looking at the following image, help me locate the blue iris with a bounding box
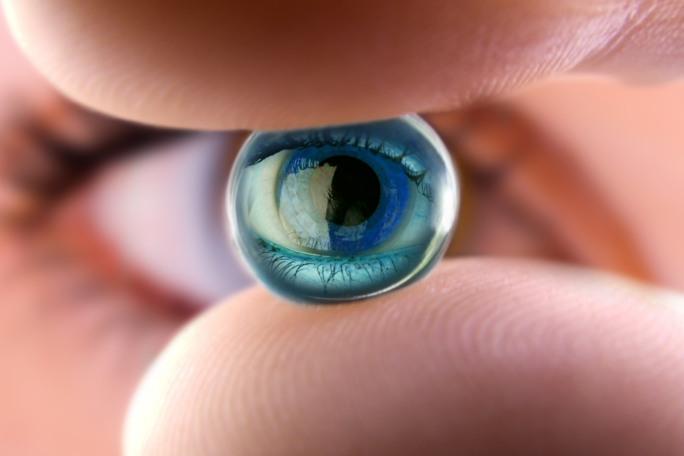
[227,115,459,304]
[278,144,410,253]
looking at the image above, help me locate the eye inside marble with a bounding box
[227,115,459,304]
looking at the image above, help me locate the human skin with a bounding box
[4,1,684,455]
[4,0,684,130]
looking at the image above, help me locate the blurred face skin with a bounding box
[3,1,684,456]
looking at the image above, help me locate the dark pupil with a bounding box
[320,156,380,227]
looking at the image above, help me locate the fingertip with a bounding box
[124,259,684,456]
[4,0,666,129]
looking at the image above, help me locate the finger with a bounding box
[124,258,684,456]
[4,0,684,130]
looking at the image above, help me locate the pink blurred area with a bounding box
[90,132,253,303]
[0,11,50,112]
[0,12,252,456]
[1,10,253,304]
[514,78,684,292]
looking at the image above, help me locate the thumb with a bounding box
[124,258,684,456]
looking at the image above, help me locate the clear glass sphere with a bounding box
[226,115,459,304]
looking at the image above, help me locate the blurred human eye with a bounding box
[83,102,650,307]
[227,116,458,303]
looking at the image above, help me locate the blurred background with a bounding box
[2,6,684,456]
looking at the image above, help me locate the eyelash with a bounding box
[254,237,416,290]
[287,229,336,251]
[249,133,435,202]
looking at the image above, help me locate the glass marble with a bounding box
[226,115,459,304]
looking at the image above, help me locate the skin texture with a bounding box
[125,259,684,456]
[3,1,684,455]
[3,0,684,129]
